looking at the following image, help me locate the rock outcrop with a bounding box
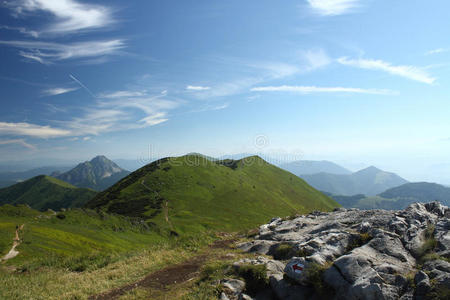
[229,202,450,299]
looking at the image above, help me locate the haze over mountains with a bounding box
[279,160,352,176]
[0,166,72,188]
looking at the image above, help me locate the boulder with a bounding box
[227,202,450,300]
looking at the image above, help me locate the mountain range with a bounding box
[56,156,130,191]
[0,175,97,211]
[300,166,408,196]
[329,182,450,209]
[87,154,339,235]
[279,160,352,176]
[0,166,73,188]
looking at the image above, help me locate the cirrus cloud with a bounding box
[251,85,397,95]
[0,122,71,138]
[337,57,436,84]
[0,39,126,64]
[5,0,115,36]
[186,85,211,91]
[307,0,361,16]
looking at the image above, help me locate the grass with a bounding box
[346,233,373,252]
[0,204,221,299]
[0,244,196,300]
[304,262,334,298]
[416,224,438,264]
[88,154,339,236]
[0,175,97,211]
[236,264,269,295]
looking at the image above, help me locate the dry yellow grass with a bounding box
[0,245,192,300]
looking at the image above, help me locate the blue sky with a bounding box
[1,0,450,182]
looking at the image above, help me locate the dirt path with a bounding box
[141,180,174,230]
[1,224,24,262]
[89,238,236,300]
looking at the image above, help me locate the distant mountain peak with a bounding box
[56,156,130,191]
[357,166,382,173]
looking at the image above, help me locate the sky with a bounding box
[1,0,450,183]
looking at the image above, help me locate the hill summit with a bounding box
[87,154,339,234]
[0,175,97,211]
[57,155,130,191]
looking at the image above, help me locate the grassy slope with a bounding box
[0,175,97,211]
[0,204,166,266]
[0,205,220,300]
[88,155,339,234]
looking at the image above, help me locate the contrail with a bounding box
[69,74,96,98]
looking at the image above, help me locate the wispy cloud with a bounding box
[307,0,361,16]
[0,26,38,38]
[99,90,147,98]
[5,0,115,36]
[425,48,449,56]
[42,87,79,96]
[186,85,211,91]
[0,39,125,64]
[57,90,180,135]
[251,85,396,95]
[0,139,36,150]
[301,48,331,71]
[0,122,71,138]
[337,57,436,84]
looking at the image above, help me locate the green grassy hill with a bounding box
[0,175,97,211]
[87,154,339,234]
[301,166,408,196]
[0,204,172,269]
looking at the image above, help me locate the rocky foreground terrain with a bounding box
[221,202,449,300]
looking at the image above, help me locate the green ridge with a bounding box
[87,154,339,234]
[0,175,97,211]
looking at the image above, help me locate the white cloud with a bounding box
[0,122,71,138]
[42,87,79,96]
[140,113,168,126]
[0,39,125,64]
[425,48,448,55]
[251,85,396,95]
[58,92,180,135]
[0,139,36,150]
[0,26,39,38]
[99,90,146,99]
[307,0,360,16]
[301,48,331,71]
[186,85,211,91]
[337,57,436,84]
[6,0,114,36]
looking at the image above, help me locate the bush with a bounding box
[56,214,66,220]
[237,264,268,295]
[273,243,294,260]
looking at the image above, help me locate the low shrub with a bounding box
[304,262,334,298]
[237,264,268,295]
[273,243,294,260]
